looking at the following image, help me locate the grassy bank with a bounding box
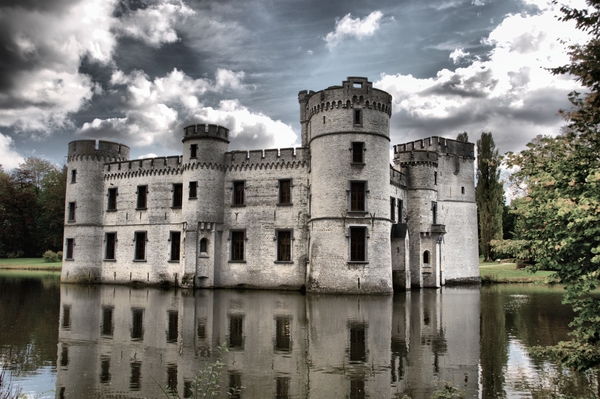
[0,258,62,271]
[480,261,553,284]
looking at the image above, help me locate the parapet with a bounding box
[182,124,229,143]
[104,156,184,176]
[224,147,310,170]
[393,137,475,159]
[67,140,130,162]
[394,150,439,167]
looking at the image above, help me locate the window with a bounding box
[134,232,146,261]
[276,230,292,262]
[190,144,198,158]
[131,308,144,341]
[136,186,147,209]
[231,231,245,261]
[167,311,178,343]
[461,186,465,194]
[170,232,181,261]
[390,197,396,223]
[350,227,367,262]
[233,181,245,205]
[352,142,364,163]
[105,233,116,260]
[275,316,291,351]
[229,315,244,349]
[423,250,430,264]
[354,108,362,126]
[276,377,290,399]
[349,323,366,362]
[66,238,74,260]
[434,171,438,185]
[350,182,366,212]
[172,184,183,208]
[130,362,142,391]
[68,202,76,222]
[197,318,207,339]
[350,379,366,399]
[189,181,197,199]
[60,345,68,367]
[62,305,71,329]
[398,199,403,223]
[102,306,114,337]
[107,188,117,210]
[200,238,208,254]
[167,364,177,394]
[432,201,437,225]
[278,179,291,204]
[229,374,242,399]
[70,169,76,183]
[100,357,111,384]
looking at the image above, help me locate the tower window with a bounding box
[278,179,291,204]
[350,182,366,212]
[134,231,146,261]
[190,144,198,158]
[107,188,118,211]
[170,231,181,261]
[172,184,183,208]
[200,238,208,254]
[233,181,245,206]
[276,230,292,262]
[390,197,396,223]
[70,170,77,183]
[350,226,367,262]
[189,181,197,199]
[105,232,116,260]
[354,109,362,126]
[423,250,430,265]
[352,142,364,163]
[68,202,76,222]
[65,238,74,260]
[434,171,438,185]
[131,308,144,341]
[136,185,147,209]
[398,199,403,223]
[231,231,245,261]
[432,201,437,225]
[461,186,465,194]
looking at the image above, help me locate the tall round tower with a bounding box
[63,140,129,283]
[301,77,393,294]
[181,124,229,287]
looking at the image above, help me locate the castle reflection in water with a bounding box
[56,285,479,398]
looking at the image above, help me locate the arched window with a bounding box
[200,238,208,254]
[423,250,430,265]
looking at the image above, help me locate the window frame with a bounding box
[230,230,246,262]
[170,231,181,262]
[107,188,118,211]
[189,181,198,199]
[105,232,117,261]
[275,229,293,263]
[390,197,396,223]
[67,202,76,222]
[348,226,368,263]
[134,231,147,261]
[353,108,363,127]
[70,169,77,184]
[65,238,74,260]
[136,185,147,210]
[351,142,365,164]
[190,144,198,159]
[172,183,183,208]
[232,181,245,206]
[278,179,292,205]
[348,181,367,213]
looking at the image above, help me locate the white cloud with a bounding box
[0,133,24,170]
[375,2,588,154]
[449,48,470,64]
[325,11,384,49]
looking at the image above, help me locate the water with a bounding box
[0,272,598,398]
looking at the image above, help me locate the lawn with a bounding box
[0,258,62,271]
[480,261,554,283]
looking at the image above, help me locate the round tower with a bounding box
[181,124,229,287]
[63,140,129,283]
[302,77,393,294]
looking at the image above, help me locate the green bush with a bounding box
[42,250,61,262]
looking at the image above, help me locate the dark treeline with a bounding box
[0,158,66,258]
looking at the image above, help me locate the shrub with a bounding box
[43,250,61,262]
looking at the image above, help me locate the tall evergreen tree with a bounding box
[476,132,503,261]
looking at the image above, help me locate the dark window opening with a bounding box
[67,202,75,222]
[137,185,147,209]
[423,251,430,264]
[172,184,183,208]
[107,188,117,210]
[62,305,71,329]
[170,232,181,261]
[277,231,292,262]
[229,316,244,349]
[167,364,177,394]
[390,197,396,222]
[189,181,197,199]
[350,379,366,399]
[102,306,114,337]
[233,181,245,205]
[432,201,437,225]
[349,323,366,362]
[350,182,366,212]
[131,308,144,341]
[66,238,74,259]
[229,374,242,399]
[184,381,193,398]
[130,362,142,391]
[352,142,364,163]
[134,232,146,261]
[279,179,291,204]
[276,377,290,399]
[350,227,366,262]
[167,310,178,343]
[398,199,403,223]
[461,186,465,194]
[100,357,111,384]
[197,318,206,339]
[275,316,291,351]
[70,170,76,183]
[105,233,116,260]
[190,144,198,158]
[354,109,362,126]
[200,238,208,254]
[231,231,244,261]
[60,345,68,367]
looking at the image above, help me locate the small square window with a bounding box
[107,188,118,211]
[189,181,197,199]
[233,181,245,206]
[352,142,364,164]
[137,186,147,209]
[172,184,183,208]
[278,179,291,204]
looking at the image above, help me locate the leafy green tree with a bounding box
[456,132,469,143]
[476,132,503,261]
[505,0,600,371]
[38,166,66,252]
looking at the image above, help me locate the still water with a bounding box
[0,271,598,398]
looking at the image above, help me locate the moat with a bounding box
[1,271,598,398]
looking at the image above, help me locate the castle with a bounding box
[62,77,479,293]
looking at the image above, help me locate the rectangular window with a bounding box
[134,232,146,261]
[189,181,197,199]
[105,233,116,260]
[434,171,438,185]
[68,202,76,222]
[349,323,366,362]
[100,357,111,383]
[66,238,74,259]
[170,232,181,261]
[60,345,68,367]
[102,306,114,337]
[229,374,242,399]
[131,308,144,341]
[432,201,437,225]
[136,185,147,209]
[107,188,117,210]
[461,186,465,194]
[229,315,244,349]
[278,179,291,204]
[398,199,403,223]
[354,109,362,126]
[275,316,291,351]
[62,305,71,329]
[352,142,364,163]
[350,379,365,399]
[350,182,366,212]
[277,230,292,262]
[231,231,245,261]
[350,227,366,262]
[390,197,396,223]
[167,364,177,394]
[167,311,178,343]
[70,170,77,183]
[172,183,183,208]
[233,181,245,205]
[197,318,207,339]
[130,362,142,391]
[276,377,290,399]
[190,144,198,158]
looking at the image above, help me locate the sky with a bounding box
[0,0,589,170]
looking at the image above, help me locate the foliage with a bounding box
[489,239,530,261]
[456,131,469,143]
[505,0,600,371]
[430,382,465,399]
[42,250,62,263]
[476,132,504,261]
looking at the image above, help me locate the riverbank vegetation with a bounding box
[0,258,61,271]
[479,261,553,284]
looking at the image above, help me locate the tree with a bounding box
[38,166,66,252]
[505,0,600,371]
[476,132,503,261]
[456,132,469,143]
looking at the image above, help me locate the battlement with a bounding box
[182,124,229,143]
[224,147,310,169]
[395,150,439,166]
[302,77,392,120]
[68,140,130,162]
[104,156,183,174]
[393,137,475,158]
